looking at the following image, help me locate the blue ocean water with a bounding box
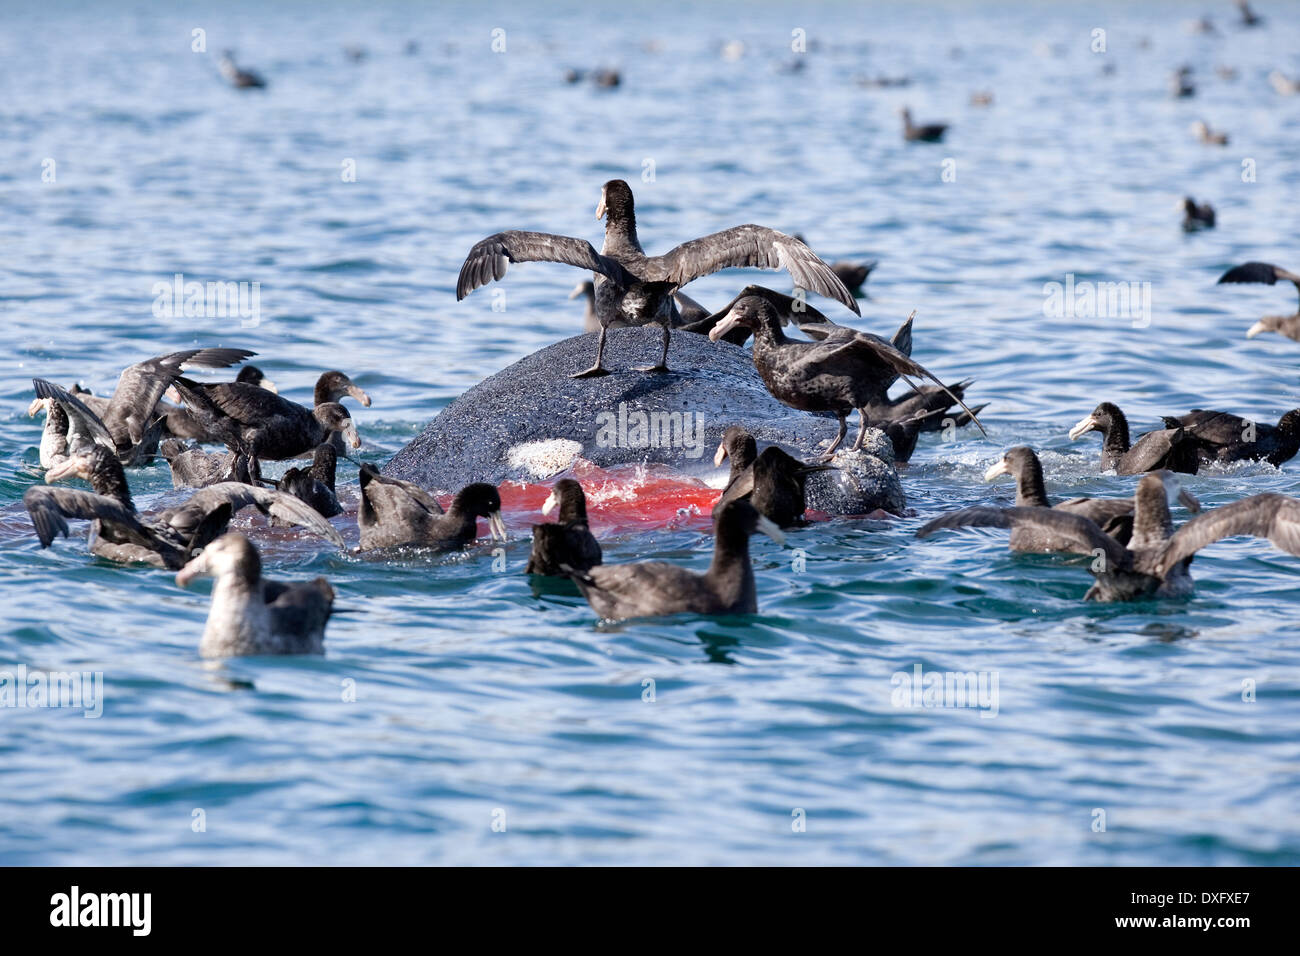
[2,0,1299,865]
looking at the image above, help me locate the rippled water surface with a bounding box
[3,0,1300,865]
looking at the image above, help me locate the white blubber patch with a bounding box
[506,439,583,479]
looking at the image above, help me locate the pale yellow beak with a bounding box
[347,384,371,408]
[541,491,558,516]
[342,420,361,449]
[708,306,745,342]
[27,397,46,417]
[1246,321,1267,339]
[984,459,1010,482]
[1068,415,1097,441]
[1178,488,1202,513]
[488,510,508,541]
[595,190,606,220]
[756,515,786,546]
[714,441,729,468]
[175,550,211,588]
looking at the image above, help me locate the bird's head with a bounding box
[597,180,634,221]
[314,403,361,448]
[708,295,775,342]
[454,483,507,540]
[176,532,260,588]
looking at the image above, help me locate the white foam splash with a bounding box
[505,439,584,479]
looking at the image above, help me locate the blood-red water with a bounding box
[496,461,721,536]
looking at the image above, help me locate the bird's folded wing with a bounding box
[360,467,444,516]
[456,231,635,299]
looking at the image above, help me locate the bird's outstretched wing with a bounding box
[23,485,154,549]
[652,227,860,315]
[456,231,636,299]
[1217,261,1300,287]
[105,348,255,446]
[1157,494,1300,576]
[917,505,1130,565]
[160,484,345,547]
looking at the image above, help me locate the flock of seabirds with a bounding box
[22,2,1300,655]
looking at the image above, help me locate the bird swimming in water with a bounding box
[1191,120,1229,145]
[983,446,1136,550]
[1269,70,1300,96]
[1068,402,1199,475]
[708,294,984,458]
[920,471,1300,602]
[176,533,334,658]
[1170,66,1196,98]
[1159,409,1300,467]
[525,478,602,576]
[356,464,506,551]
[565,499,785,620]
[899,107,948,142]
[218,50,267,89]
[1237,0,1263,27]
[1217,262,1300,341]
[1181,197,1216,231]
[712,443,832,528]
[275,444,343,518]
[169,370,365,462]
[456,179,859,378]
[31,348,254,466]
[23,445,343,569]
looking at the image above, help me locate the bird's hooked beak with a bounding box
[165,386,182,404]
[175,550,211,588]
[756,515,786,546]
[541,491,558,516]
[488,510,508,541]
[1068,415,1098,440]
[595,187,606,220]
[1246,321,1267,339]
[568,282,587,300]
[984,458,1011,482]
[27,397,47,417]
[713,440,729,468]
[260,377,279,394]
[341,419,361,449]
[347,384,371,407]
[45,456,88,483]
[708,305,745,342]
